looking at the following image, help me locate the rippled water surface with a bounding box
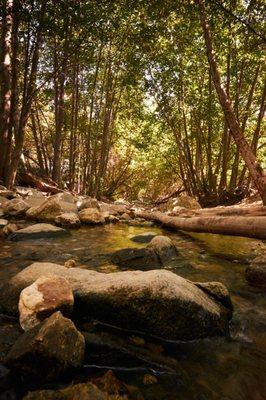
[0,222,265,400]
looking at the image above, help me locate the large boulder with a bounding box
[0,263,232,340]
[110,247,161,269]
[8,223,69,241]
[24,195,46,208]
[147,235,179,264]
[5,311,85,381]
[19,275,74,331]
[2,198,30,217]
[79,208,105,224]
[55,212,80,228]
[26,196,77,222]
[245,255,266,289]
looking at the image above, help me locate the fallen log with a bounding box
[186,205,266,217]
[19,172,64,194]
[136,211,266,240]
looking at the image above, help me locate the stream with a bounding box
[0,222,265,400]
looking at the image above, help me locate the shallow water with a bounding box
[0,223,265,400]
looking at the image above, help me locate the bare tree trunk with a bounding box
[197,0,266,204]
[52,41,66,185]
[0,0,13,182]
[136,210,266,240]
[6,7,44,189]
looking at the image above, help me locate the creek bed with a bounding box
[0,223,265,400]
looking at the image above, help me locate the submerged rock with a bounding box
[131,232,158,243]
[8,223,69,241]
[23,383,111,400]
[19,275,74,331]
[245,255,266,289]
[23,370,143,399]
[194,281,233,315]
[147,235,179,264]
[79,208,106,224]
[5,311,85,381]
[112,235,178,268]
[1,263,232,340]
[110,247,161,269]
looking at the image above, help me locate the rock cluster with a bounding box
[19,275,74,331]
[0,187,134,234]
[5,311,85,381]
[0,262,233,341]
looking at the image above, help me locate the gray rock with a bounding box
[110,247,161,269]
[23,370,135,399]
[245,255,266,289]
[8,223,69,241]
[194,281,233,314]
[2,223,18,236]
[79,208,105,224]
[99,202,128,215]
[120,212,131,220]
[0,219,8,228]
[78,197,100,211]
[26,196,77,222]
[5,311,85,381]
[167,195,201,211]
[19,275,74,331]
[55,212,80,228]
[23,383,110,400]
[16,187,45,197]
[0,263,232,340]
[0,196,9,206]
[2,198,30,217]
[147,235,179,264]
[25,195,46,208]
[0,190,15,199]
[131,232,158,243]
[105,214,119,223]
[52,192,76,204]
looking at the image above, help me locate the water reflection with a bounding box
[0,223,265,399]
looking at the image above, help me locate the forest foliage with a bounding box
[0,0,265,205]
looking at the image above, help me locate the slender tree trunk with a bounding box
[197,0,266,204]
[6,7,44,189]
[52,42,66,184]
[0,0,13,182]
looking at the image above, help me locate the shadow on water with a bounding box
[0,222,265,399]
